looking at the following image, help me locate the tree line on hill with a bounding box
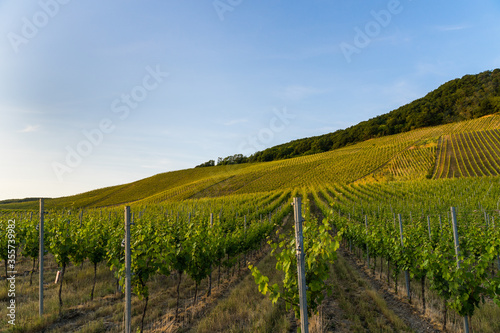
[195,154,248,167]
[196,69,500,168]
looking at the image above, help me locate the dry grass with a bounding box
[0,254,121,332]
[325,254,414,333]
[192,253,290,333]
[309,306,328,333]
[365,289,408,331]
[0,247,271,332]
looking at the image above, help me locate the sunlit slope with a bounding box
[365,114,500,182]
[0,164,254,210]
[147,113,500,195]
[3,114,500,210]
[434,128,500,178]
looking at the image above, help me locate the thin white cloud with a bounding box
[140,158,173,170]
[370,31,412,46]
[278,85,326,101]
[382,80,422,108]
[263,45,341,61]
[19,124,40,133]
[415,62,447,77]
[223,118,248,126]
[99,40,160,57]
[435,25,470,32]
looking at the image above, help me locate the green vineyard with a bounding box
[4,114,500,332]
[435,129,500,178]
[3,1,500,329]
[3,178,500,332]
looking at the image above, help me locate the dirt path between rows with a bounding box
[175,213,295,333]
[339,249,441,333]
[308,194,441,333]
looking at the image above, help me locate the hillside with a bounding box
[4,69,500,211]
[3,113,500,211]
[247,69,500,163]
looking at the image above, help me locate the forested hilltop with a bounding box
[207,69,500,166]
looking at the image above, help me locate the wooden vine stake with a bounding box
[292,197,309,333]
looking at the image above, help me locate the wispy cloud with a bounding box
[371,33,412,46]
[435,25,470,32]
[415,62,447,77]
[278,85,326,101]
[223,118,248,126]
[264,45,341,61]
[140,158,174,170]
[19,124,40,133]
[381,80,422,108]
[99,40,160,57]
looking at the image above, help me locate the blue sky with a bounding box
[1,0,500,200]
